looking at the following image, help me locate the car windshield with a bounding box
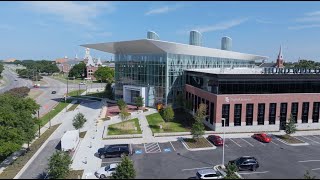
[104,165,110,171]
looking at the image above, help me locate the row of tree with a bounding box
[0,63,3,77]
[13,60,60,74]
[284,59,320,69]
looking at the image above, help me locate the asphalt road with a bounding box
[98,135,320,179]
[0,66,32,94]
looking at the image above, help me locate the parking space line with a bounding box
[300,136,320,144]
[170,141,176,151]
[312,135,320,140]
[238,171,269,175]
[101,161,122,164]
[241,138,254,147]
[298,160,320,163]
[157,142,161,152]
[312,168,320,171]
[270,141,279,146]
[229,138,242,147]
[182,167,212,171]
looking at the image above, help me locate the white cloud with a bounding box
[145,4,182,16]
[288,24,320,30]
[24,1,114,27]
[296,16,320,23]
[194,18,249,33]
[305,10,320,16]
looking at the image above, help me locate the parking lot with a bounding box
[99,135,320,179]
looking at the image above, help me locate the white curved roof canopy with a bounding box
[81,39,268,61]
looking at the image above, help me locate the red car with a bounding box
[252,133,271,143]
[207,135,224,146]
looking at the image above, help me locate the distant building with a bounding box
[84,48,102,80]
[257,46,285,68]
[3,58,16,63]
[56,56,81,74]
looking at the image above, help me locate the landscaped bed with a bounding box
[79,131,87,138]
[276,134,305,144]
[107,118,142,135]
[183,137,214,149]
[66,170,84,179]
[146,112,190,133]
[0,124,61,179]
[68,89,85,97]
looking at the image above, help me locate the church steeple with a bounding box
[276,45,284,68]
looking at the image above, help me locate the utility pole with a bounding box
[222,118,226,166]
[38,110,41,137]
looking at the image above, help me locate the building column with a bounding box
[253,103,258,126]
[308,102,314,124]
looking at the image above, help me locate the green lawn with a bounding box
[66,170,84,179]
[146,113,190,133]
[107,118,142,135]
[86,91,106,98]
[0,124,61,179]
[52,74,83,84]
[39,99,72,127]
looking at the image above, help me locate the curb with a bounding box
[13,124,62,179]
[275,137,309,146]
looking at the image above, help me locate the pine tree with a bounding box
[111,156,136,179]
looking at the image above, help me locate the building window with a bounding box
[312,102,320,123]
[246,104,253,126]
[302,102,309,123]
[291,102,298,123]
[205,100,209,121]
[222,104,230,127]
[210,102,214,124]
[234,104,242,126]
[257,103,265,125]
[269,103,277,125]
[280,103,287,129]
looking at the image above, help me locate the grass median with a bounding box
[183,137,214,149]
[0,124,61,179]
[39,99,72,127]
[67,101,80,112]
[68,89,85,97]
[66,170,84,179]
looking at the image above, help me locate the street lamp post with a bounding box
[49,108,55,129]
[222,118,226,166]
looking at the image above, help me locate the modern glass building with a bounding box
[81,39,267,107]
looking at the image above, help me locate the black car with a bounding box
[229,156,259,171]
[98,144,131,159]
[51,91,57,94]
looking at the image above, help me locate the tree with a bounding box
[0,63,3,76]
[111,156,136,179]
[119,109,130,126]
[175,93,185,108]
[194,103,207,122]
[285,114,297,135]
[48,151,72,179]
[183,100,192,112]
[304,170,316,179]
[224,163,240,179]
[72,112,87,133]
[117,99,127,111]
[0,94,40,158]
[68,62,86,78]
[191,121,205,139]
[161,105,175,122]
[105,83,114,100]
[93,66,115,83]
[134,96,144,110]
[191,103,207,139]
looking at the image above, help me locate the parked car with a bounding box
[196,168,224,179]
[252,133,271,143]
[229,156,259,171]
[51,91,57,94]
[207,135,224,146]
[95,163,118,179]
[97,144,131,159]
[79,82,86,85]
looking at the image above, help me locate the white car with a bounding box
[196,168,224,179]
[79,82,86,85]
[95,163,118,179]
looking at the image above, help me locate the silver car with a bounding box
[95,163,118,179]
[196,169,224,179]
